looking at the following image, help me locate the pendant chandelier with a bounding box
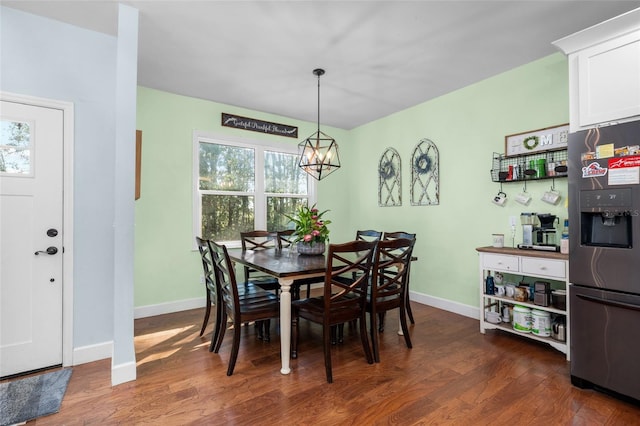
[298,68,340,180]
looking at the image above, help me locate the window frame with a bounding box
[193,130,316,248]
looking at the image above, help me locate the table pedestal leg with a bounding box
[279,278,293,375]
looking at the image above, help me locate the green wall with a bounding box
[329,52,569,309]
[135,52,569,313]
[135,88,347,307]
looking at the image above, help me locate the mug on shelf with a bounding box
[485,311,502,324]
[492,233,504,248]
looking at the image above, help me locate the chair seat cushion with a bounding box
[237,287,279,315]
[293,296,362,325]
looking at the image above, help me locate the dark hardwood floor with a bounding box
[22,303,640,424]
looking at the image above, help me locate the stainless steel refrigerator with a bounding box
[568,119,640,403]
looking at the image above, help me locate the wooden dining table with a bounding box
[226,247,326,375]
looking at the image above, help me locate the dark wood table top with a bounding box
[227,248,327,278]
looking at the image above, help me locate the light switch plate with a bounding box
[509,216,517,227]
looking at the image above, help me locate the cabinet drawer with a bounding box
[521,257,565,279]
[482,254,519,272]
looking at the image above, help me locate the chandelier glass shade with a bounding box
[298,68,340,180]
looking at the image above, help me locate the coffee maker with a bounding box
[535,213,559,251]
[518,213,560,251]
[519,213,536,248]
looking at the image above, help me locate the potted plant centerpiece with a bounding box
[285,204,331,255]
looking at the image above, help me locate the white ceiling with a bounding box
[3,1,640,129]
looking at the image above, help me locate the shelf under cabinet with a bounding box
[482,321,568,355]
[482,294,566,315]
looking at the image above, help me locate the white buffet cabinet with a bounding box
[477,247,570,360]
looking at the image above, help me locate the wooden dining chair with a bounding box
[329,229,382,344]
[355,229,382,242]
[291,240,377,383]
[277,229,323,299]
[195,237,222,342]
[367,237,416,362]
[349,230,381,282]
[240,230,280,293]
[208,240,280,376]
[383,231,417,326]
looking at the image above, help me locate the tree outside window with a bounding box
[196,136,312,242]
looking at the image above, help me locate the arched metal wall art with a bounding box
[378,147,401,207]
[411,139,439,205]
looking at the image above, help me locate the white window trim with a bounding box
[192,130,316,248]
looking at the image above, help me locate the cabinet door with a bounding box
[577,30,640,127]
[482,254,519,272]
[521,257,566,280]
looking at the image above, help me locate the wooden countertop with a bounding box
[476,246,568,261]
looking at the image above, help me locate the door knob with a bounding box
[35,246,58,255]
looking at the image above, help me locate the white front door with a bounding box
[0,100,64,377]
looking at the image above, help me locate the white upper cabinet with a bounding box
[553,8,640,132]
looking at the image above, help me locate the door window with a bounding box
[0,120,32,175]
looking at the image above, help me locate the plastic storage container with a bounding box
[531,309,551,337]
[513,305,532,333]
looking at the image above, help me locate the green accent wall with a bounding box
[136,52,569,312]
[134,88,347,307]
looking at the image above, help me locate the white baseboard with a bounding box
[134,294,479,321]
[73,341,113,365]
[409,291,480,320]
[72,341,136,385]
[134,297,206,319]
[111,360,136,386]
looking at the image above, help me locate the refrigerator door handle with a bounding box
[577,294,640,312]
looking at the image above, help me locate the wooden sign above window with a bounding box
[221,113,298,138]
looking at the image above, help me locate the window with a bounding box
[0,120,32,175]
[194,132,314,244]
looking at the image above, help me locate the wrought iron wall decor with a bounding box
[378,147,401,207]
[411,139,439,205]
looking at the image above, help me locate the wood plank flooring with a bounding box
[16,303,640,424]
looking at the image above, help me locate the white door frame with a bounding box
[1,91,74,368]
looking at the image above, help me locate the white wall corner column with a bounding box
[112,3,139,386]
